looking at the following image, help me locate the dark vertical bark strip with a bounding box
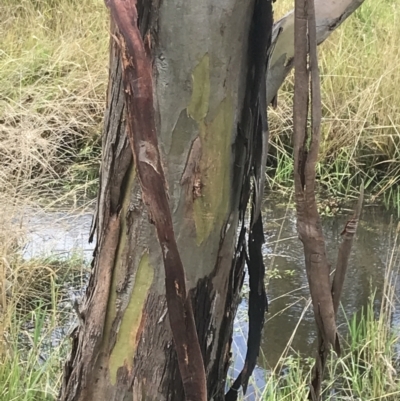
[106,1,207,401]
[332,183,364,314]
[244,204,267,392]
[293,1,364,400]
[224,212,268,401]
[307,0,321,192]
[309,184,364,400]
[294,0,338,355]
[208,223,246,400]
[225,1,273,399]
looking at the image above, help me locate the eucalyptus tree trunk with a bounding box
[58,1,365,401]
[60,1,272,400]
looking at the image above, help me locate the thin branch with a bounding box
[332,182,364,314]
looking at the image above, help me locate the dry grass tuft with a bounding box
[0,3,107,393]
[0,0,108,203]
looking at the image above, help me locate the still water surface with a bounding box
[230,200,399,398]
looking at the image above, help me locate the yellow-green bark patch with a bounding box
[109,252,154,384]
[193,96,233,244]
[187,54,210,122]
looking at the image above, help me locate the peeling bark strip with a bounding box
[59,214,120,401]
[293,1,335,399]
[294,0,339,354]
[106,1,207,401]
[309,185,364,400]
[308,184,364,400]
[332,183,364,314]
[226,1,273,399]
[293,1,364,400]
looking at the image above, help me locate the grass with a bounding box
[4,217,398,401]
[0,252,89,401]
[258,292,400,401]
[1,0,399,210]
[253,221,400,401]
[268,0,400,213]
[232,289,400,401]
[0,2,111,397]
[1,303,65,401]
[0,0,108,204]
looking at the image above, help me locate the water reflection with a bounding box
[229,200,399,399]
[22,210,94,260]
[261,201,397,368]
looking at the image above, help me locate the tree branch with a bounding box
[267,0,365,105]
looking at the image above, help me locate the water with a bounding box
[230,200,399,398]
[21,201,399,397]
[22,210,94,260]
[261,200,398,367]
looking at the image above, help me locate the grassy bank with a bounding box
[0,0,108,203]
[259,295,400,401]
[1,0,400,210]
[2,254,398,400]
[0,253,88,401]
[269,0,400,212]
[1,2,106,391]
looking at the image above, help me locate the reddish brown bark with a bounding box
[59,1,274,400]
[294,0,339,356]
[293,1,364,400]
[107,1,207,400]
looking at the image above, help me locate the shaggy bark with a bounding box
[294,0,340,361]
[60,1,272,400]
[108,1,208,399]
[58,0,364,400]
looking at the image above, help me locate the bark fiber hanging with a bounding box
[226,0,273,399]
[293,1,364,400]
